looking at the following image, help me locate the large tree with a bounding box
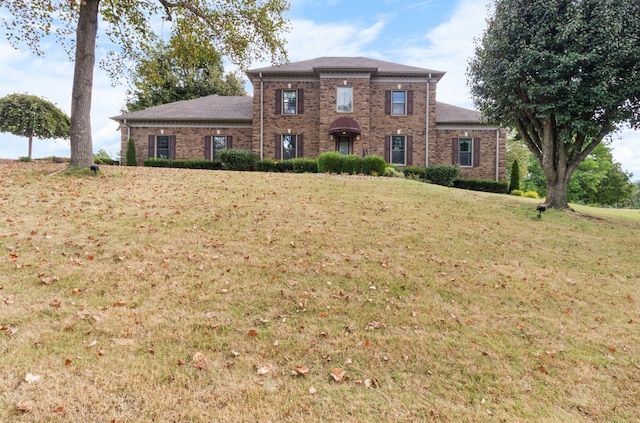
[0,93,70,159]
[468,0,640,208]
[1,0,289,168]
[125,34,246,112]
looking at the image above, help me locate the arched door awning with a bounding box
[328,117,361,135]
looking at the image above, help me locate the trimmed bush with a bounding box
[425,165,459,186]
[126,138,137,166]
[508,160,520,192]
[341,155,362,175]
[384,166,405,178]
[143,158,223,170]
[218,149,257,171]
[361,155,386,176]
[292,158,318,173]
[510,189,524,196]
[453,178,509,194]
[523,190,540,199]
[257,159,277,172]
[18,156,32,162]
[317,152,343,174]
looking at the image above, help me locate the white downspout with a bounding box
[426,74,431,168]
[259,72,264,160]
[495,129,500,181]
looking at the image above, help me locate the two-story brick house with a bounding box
[112,57,506,180]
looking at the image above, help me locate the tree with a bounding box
[125,34,246,112]
[125,138,137,166]
[508,159,520,193]
[1,0,289,168]
[468,0,640,209]
[0,93,70,159]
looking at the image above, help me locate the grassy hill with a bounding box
[1,161,639,422]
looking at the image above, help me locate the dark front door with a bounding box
[337,136,350,156]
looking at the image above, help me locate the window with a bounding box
[283,90,297,114]
[392,91,406,115]
[391,135,406,165]
[155,135,170,159]
[337,87,353,112]
[282,134,297,160]
[458,138,473,166]
[212,136,227,159]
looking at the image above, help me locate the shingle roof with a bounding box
[435,102,483,124]
[111,95,253,122]
[247,57,445,78]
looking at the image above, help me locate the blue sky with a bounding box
[1,0,639,180]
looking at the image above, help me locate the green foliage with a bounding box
[93,149,117,165]
[384,166,404,178]
[126,138,137,166]
[125,36,246,112]
[425,165,459,187]
[218,149,257,171]
[18,156,31,162]
[522,191,539,199]
[453,178,508,194]
[143,158,223,170]
[257,159,278,172]
[292,158,317,173]
[317,152,343,174]
[510,189,523,196]
[508,160,520,192]
[403,166,426,180]
[341,155,362,175]
[361,155,386,176]
[468,0,640,207]
[0,93,70,159]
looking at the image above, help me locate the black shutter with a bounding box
[298,89,304,114]
[227,135,233,149]
[384,136,391,163]
[148,135,155,158]
[385,91,391,115]
[452,138,458,165]
[406,136,413,166]
[169,135,176,160]
[205,136,211,160]
[407,90,414,115]
[297,134,304,158]
[275,135,281,160]
[473,138,480,167]
[275,89,282,114]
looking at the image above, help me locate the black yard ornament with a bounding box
[90,164,99,175]
[536,205,546,218]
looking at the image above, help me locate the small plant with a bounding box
[384,166,404,178]
[218,149,257,171]
[317,152,343,173]
[18,156,32,162]
[510,189,524,196]
[126,138,137,166]
[403,166,426,180]
[523,190,540,199]
[361,155,386,176]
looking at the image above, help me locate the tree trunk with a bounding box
[68,0,99,168]
[27,128,33,159]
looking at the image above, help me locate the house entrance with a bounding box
[337,136,350,156]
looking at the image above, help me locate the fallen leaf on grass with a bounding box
[49,299,62,308]
[309,386,317,394]
[25,373,41,384]
[257,363,273,375]
[248,329,258,337]
[17,400,34,412]
[292,365,309,376]
[86,340,97,348]
[331,368,345,383]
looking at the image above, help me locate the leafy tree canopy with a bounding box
[1,0,289,168]
[0,93,70,159]
[125,33,246,112]
[468,0,640,208]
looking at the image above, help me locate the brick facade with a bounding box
[113,57,506,181]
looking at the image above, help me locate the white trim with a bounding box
[124,122,251,129]
[435,125,501,131]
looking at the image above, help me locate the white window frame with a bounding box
[391,90,407,115]
[211,135,227,160]
[282,134,297,160]
[337,86,353,113]
[155,135,170,159]
[283,90,297,115]
[391,135,406,165]
[458,138,473,167]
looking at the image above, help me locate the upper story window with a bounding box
[385,90,413,115]
[337,87,353,113]
[392,91,406,115]
[283,90,297,114]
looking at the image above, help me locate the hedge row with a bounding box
[453,178,509,194]
[143,158,223,170]
[257,158,318,173]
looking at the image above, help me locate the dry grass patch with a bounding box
[1,160,639,422]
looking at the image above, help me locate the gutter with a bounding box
[496,129,500,181]
[426,73,431,167]
[259,72,264,160]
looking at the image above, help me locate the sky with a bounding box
[1,0,639,179]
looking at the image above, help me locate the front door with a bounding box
[337,137,350,156]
